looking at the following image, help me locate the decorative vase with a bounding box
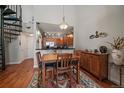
[99,46,107,53]
[111,49,124,65]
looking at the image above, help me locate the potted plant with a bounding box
[108,37,124,65]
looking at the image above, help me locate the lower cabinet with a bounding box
[90,55,100,78]
[81,53,90,71]
[80,51,108,80]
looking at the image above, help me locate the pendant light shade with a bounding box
[59,6,69,30]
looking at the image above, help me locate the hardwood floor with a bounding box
[0,59,34,88]
[0,58,116,88]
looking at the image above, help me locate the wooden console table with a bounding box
[80,51,108,80]
[109,63,124,87]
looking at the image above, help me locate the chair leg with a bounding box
[51,69,54,80]
[38,76,41,88]
[73,66,75,74]
[53,68,56,80]
[69,71,72,88]
[45,69,46,78]
[56,73,58,87]
[37,71,39,87]
[38,70,42,88]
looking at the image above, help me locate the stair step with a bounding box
[5,40,11,43]
[4,22,22,27]
[4,34,17,37]
[0,5,7,9]
[4,32,20,36]
[4,36,17,39]
[4,28,21,32]
[3,8,16,15]
[4,17,21,21]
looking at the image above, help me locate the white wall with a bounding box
[18,33,28,61]
[8,37,20,64]
[8,33,28,64]
[76,5,124,50]
[33,5,76,26]
[7,33,35,64]
[27,36,34,58]
[22,5,34,23]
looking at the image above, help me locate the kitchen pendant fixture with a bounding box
[59,5,69,30]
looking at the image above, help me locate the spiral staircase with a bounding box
[0,5,22,70]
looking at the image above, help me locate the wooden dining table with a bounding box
[40,53,80,87]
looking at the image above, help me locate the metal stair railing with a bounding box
[0,5,22,70]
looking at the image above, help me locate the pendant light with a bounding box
[59,5,69,30]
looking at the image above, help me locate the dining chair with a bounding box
[56,53,72,87]
[72,50,81,75]
[36,52,54,87]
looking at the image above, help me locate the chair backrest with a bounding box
[56,53,72,69]
[74,50,81,56]
[36,52,42,68]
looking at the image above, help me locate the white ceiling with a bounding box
[36,22,73,33]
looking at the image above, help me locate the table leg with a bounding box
[42,62,45,87]
[77,60,80,83]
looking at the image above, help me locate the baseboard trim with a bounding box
[110,77,124,86]
[6,58,29,65]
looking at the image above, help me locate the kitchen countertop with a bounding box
[36,48,75,50]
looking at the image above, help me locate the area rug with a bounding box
[28,71,101,88]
